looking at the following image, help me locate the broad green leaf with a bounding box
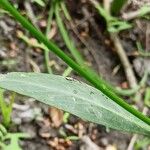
[0,72,150,136]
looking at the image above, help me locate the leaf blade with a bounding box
[0,72,150,136]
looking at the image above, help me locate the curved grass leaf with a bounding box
[0,72,150,136]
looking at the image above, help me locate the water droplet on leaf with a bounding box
[20,74,26,77]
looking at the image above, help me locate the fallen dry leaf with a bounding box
[49,107,63,127]
[105,145,117,150]
[80,136,103,150]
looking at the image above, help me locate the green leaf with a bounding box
[0,73,150,136]
[111,0,128,15]
[1,133,30,150]
[1,0,150,126]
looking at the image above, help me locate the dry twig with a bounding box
[103,0,137,88]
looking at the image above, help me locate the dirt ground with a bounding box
[0,0,150,150]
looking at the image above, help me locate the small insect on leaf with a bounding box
[65,77,75,81]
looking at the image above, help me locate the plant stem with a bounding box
[44,0,54,74]
[111,33,137,88]
[122,5,150,20]
[136,42,150,57]
[1,0,150,126]
[60,0,71,21]
[116,70,149,96]
[55,1,84,65]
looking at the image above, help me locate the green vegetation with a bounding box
[111,0,128,14]
[0,0,150,130]
[0,0,150,149]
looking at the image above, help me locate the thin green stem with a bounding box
[62,66,73,123]
[90,0,131,33]
[45,1,54,37]
[144,88,150,107]
[136,42,150,57]
[55,1,84,65]
[116,70,149,96]
[62,67,72,77]
[60,0,71,21]
[44,0,54,74]
[0,0,150,126]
